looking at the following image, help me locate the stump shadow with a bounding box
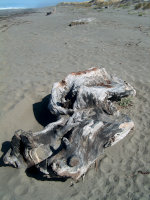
[33,94,57,127]
[26,167,67,182]
[0,94,66,181]
[0,141,11,167]
[29,94,66,181]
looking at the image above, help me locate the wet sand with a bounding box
[0,5,150,200]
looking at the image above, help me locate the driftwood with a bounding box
[3,68,136,180]
[46,7,56,16]
[69,17,95,26]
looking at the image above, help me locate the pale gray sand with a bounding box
[0,5,150,200]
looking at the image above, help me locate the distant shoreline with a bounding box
[0,8,39,20]
[0,7,26,10]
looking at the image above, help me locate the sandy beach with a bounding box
[0,4,150,200]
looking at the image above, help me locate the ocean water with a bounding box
[0,7,26,10]
[0,0,86,10]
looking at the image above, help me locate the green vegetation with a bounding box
[118,97,133,108]
[128,11,135,15]
[135,2,150,10]
[93,1,121,9]
[58,1,92,7]
[74,2,92,7]
[143,2,150,10]
[58,1,150,10]
[117,2,131,9]
[138,12,143,16]
[135,3,143,10]
[94,2,108,9]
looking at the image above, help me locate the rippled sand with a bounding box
[0,5,150,200]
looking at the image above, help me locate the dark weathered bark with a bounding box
[3,68,136,180]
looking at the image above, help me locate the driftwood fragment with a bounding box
[69,17,95,26]
[3,68,136,180]
[46,7,56,16]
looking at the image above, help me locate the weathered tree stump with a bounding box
[3,68,136,180]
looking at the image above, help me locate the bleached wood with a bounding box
[3,68,136,180]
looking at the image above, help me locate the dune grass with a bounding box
[58,1,92,7]
[135,2,150,10]
[58,1,150,10]
[143,2,150,10]
[118,97,133,108]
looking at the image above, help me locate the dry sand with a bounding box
[0,5,150,200]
